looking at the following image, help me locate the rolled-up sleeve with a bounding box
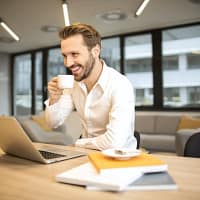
[44,94,75,128]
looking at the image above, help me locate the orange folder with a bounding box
[88,152,168,175]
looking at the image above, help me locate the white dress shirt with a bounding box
[45,61,137,150]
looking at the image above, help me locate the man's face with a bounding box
[61,34,96,82]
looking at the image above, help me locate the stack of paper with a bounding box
[87,172,178,191]
[56,152,177,192]
[55,162,142,191]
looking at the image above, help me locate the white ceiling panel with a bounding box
[0,0,200,53]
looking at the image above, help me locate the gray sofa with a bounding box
[17,110,200,155]
[17,111,82,146]
[135,112,200,153]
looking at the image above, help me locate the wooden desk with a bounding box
[0,143,200,200]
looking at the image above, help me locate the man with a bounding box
[45,23,137,150]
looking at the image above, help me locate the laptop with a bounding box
[0,116,86,164]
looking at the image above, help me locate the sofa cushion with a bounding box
[17,111,82,146]
[177,115,200,130]
[135,115,155,133]
[155,115,180,135]
[140,134,176,152]
[32,115,52,131]
[20,119,73,145]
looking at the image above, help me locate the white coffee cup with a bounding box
[58,75,74,89]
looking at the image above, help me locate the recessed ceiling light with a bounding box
[41,25,61,33]
[97,10,127,22]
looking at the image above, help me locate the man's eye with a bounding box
[72,53,78,57]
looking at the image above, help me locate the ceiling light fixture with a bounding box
[102,11,126,21]
[135,0,150,17]
[96,10,127,23]
[0,18,20,41]
[62,0,70,26]
[41,25,61,32]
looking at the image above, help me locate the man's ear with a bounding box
[91,44,101,58]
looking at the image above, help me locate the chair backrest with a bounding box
[134,130,140,149]
[184,132,200,158]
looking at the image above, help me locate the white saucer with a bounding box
[102,148,141,160]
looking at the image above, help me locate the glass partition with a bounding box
[47,48,66,82]
[124,34,153,106]
[35,52,43,114]
[162,25,200,107]
[14,54,32,115]
[101,37,120,72]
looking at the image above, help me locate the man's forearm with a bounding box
[44,95,75,128]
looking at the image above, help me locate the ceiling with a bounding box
[0,0,200,54]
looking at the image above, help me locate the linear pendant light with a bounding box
[0,18,20,41]
[62,0,70,26]
[135,0,150,17]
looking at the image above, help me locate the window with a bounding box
[187,53,200,69]
[187,87,200,107]
[101,37,120,72]
[47,48,66,82]
[163,87,181,107]
[163,55,178,70]
[35,52,43,114]
[14,54,32,115]
[162,25,200,108]
[135,88,153,106]
[125,58,151,73]
[11,23,200,114]
[124,34,153,106]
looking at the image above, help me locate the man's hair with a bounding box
[59,23,101,50]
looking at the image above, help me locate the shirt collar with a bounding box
[96,59,109,92]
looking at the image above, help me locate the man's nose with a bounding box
[64,56,74,67]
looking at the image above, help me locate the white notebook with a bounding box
[87,171,178,191]
[55,162,142,191]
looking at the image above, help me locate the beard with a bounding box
[73,53,96,82]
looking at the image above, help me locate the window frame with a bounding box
[11,22,200,114]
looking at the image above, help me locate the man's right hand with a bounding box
[47,77,62,105]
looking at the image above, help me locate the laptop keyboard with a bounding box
[39,150,66,159]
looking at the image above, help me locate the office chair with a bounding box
[134,130,140,149]
[184,132,200,158]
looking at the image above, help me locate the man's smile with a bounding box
[70,65,82,75]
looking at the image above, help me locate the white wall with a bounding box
[0,53,11,115]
